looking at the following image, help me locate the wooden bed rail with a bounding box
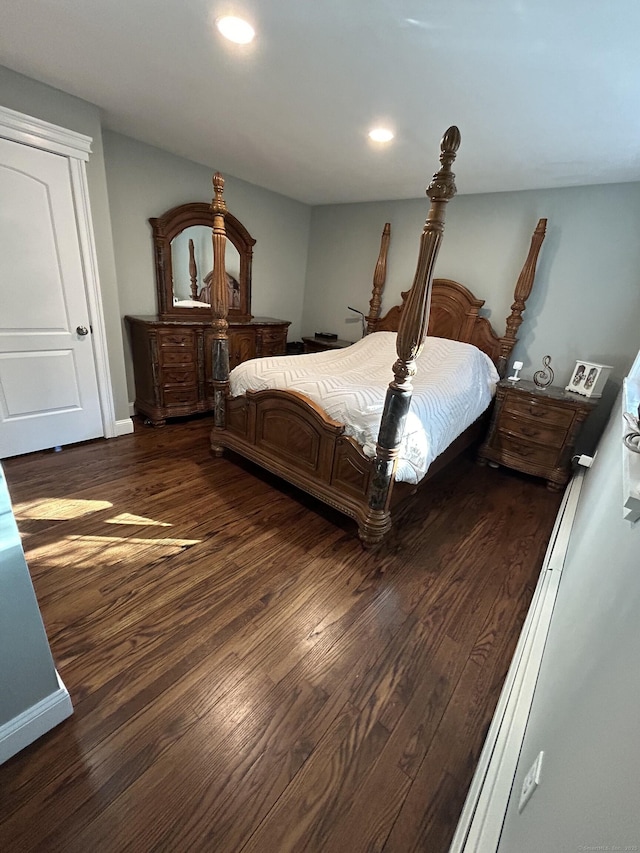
[362,126,461,545]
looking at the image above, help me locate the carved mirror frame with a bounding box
[150,201,255,322]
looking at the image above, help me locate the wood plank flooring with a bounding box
[0,416,562,852]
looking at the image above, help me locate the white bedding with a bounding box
[230,331,499,484]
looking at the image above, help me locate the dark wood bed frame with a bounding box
[206,129,547,547]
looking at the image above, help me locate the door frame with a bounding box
[0,104,119,438]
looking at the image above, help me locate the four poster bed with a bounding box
[206,128,547,546]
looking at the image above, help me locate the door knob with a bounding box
[76,325,89,336]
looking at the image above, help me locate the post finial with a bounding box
[212,171,227,215]
[426,126,460,204]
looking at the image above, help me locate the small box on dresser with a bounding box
[301,336,353,354]
[478,379,598,491]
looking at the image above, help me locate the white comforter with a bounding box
[230,331,499,484]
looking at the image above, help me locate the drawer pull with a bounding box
[161,334,192,346]
[516,445,534,457]
[520,425,540,438]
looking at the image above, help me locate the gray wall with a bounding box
[0,65,130,422]
[102,132,311,401]
[0,465,59,727]
[304,183,640,401]
[0,64,312,412]
[497,388,640,851]
[4,61,640,440]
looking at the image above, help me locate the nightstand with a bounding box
[477,379,598,490]
[302,336,353,354]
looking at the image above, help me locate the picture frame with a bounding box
[565,360,612,398]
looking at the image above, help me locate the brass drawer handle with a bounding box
[515,444,534,457]
[519,425,540,437]
[527,405,548,418]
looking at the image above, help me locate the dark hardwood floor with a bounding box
[0,417,562,852]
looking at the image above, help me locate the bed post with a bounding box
[361,127,461,548]
[209,172,229,457]
[496,217,547,377]
[365,223,391,334]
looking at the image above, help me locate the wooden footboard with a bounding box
[211,387,489,546]
[211,389,389,543]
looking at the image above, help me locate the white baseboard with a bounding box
[0,670,73,765]
[113,417,134,437]
[449,470,585,852]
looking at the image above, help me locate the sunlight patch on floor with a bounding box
[68,535,200,547]
[13,497,113,521]
[105,513,172,527]
[13,499,174,530]
[24,533,201,567]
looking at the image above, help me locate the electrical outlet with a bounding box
[518,751,544,813]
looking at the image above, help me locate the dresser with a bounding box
[477,379,598,490]
[130,186,291,426]
[126,316,290,425]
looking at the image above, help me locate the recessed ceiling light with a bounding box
[368,128,395,143]
[217,16,255,44]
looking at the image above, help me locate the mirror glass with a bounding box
[150,195,255,321]
[171,227,242,307]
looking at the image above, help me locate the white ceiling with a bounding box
[1,0,639,205]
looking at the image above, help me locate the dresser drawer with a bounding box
[163,388,199,407]
[260,328,287,345]
[499,412,567,448]
[259,330,287,356]
[158,331,195,348]
[159,348,196,366]
[494,432,560,468]
[161,366,197,385]
[502,394,575,428]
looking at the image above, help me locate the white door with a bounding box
[0,136,103,458]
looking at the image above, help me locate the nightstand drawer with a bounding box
[494,432,560,468]
[500,413,567,447]
[503,395,574,428]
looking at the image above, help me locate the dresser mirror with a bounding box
[150,201,255,322]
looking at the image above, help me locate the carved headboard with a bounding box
[366,218,547,376]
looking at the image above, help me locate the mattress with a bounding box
[230,331,499,484]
